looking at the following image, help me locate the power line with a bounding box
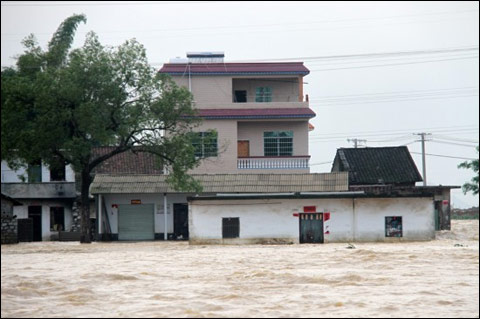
[429,140,479,148]
[411,152,477,161]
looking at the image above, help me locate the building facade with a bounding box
[1,160,76,241]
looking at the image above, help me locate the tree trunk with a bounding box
[80,169,93,243]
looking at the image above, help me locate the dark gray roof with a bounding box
[90,173,349,194]
[331,146,423,186]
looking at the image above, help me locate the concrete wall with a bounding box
[13,200,73,241]
[189,197,435,244]
[99,193,189,237]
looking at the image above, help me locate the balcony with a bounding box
[237,156,310,170]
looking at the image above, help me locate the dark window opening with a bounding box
[50,160,66,181]
[222,217,240,239]
[50,207,65,231]
[234,90,247,103]
[385,216,403,237]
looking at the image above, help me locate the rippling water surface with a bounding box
[1,220,478,318]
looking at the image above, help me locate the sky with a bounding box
[1,1,479,208]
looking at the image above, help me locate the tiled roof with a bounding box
[90,173,349,194]
[331,146,423,186]
[92,147,164,175]
[194,108,316,119]
[159,62,309,75]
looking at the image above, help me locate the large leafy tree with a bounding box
[1,14,202,243]
[458,146,479,196]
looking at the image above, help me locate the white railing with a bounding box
[237,156,310,170]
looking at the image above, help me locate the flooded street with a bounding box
[2,220,479,318]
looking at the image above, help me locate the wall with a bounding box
[99,193,189,238]
[237,120,309,157]
[189,120,238,174]
[172,75,306,109]
[189,197,435,244]
[232,77,299,103]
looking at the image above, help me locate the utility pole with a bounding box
[414,133,431,186]
[347,138,367,148]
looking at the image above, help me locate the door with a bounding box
[299,213,324,243]
[238,140,250,157]
[173,204,189,240]
[28,206,42,241]
[118,204,154,241]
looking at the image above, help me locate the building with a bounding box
[159,52,315,174]
[1,160,76,241]
[89,54,456,243]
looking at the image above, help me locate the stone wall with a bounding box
[1,213,18,244]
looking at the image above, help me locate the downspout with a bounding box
[352,198,356,242]
[164,193,168,240]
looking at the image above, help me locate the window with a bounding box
[50,159,66,181]
[222,217,240,238]
[234,90,247,103]
[192,131,218,158]
[264,131,293,156]
[255,87,272,102]
[27,160,42,183]
[385,216,403,237]
[50,207,65,231]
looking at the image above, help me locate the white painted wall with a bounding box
[100,193,189,235]
[189,197,435,244]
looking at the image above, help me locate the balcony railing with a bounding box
[237,156,310,170]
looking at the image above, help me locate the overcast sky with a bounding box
[2,1,479,208]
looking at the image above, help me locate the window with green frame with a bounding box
[264,131,293,156]
[255,87,272,102]
[27,160,42,183]
[192,131,218,158]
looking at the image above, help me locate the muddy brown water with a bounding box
[1,220,478,318]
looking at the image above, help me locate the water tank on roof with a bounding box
[186,52,225,63]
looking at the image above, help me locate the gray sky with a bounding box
[2,1,479,208]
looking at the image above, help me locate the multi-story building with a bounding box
[159,52,315,174]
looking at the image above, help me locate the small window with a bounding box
[50,207,65,231]
[191,131,218,158]
[234,90,247,103]
[385,216,403,237]
[28,159,42,183]
[255,87,272,102]
[222,217,239,238]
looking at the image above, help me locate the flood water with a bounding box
[1,220,479,318]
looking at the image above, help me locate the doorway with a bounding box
[173,204,189,240]
[299,213,324,243]
[28,206,42,241]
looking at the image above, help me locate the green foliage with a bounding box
[1,14,204,242]
[458,146,479,195]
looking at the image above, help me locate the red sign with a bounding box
[131,199,142,205]
[303,206,316,213]
[324,212,331,221]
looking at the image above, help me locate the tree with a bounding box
[1,14,203,243]
[458,146,479,195]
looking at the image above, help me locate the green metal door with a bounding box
[118,204,154,241]
[299,213,324,243]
